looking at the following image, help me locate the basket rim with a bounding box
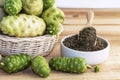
[0,34,57,42]
[0,25,63,43]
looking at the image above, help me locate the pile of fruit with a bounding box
[0,54,100,78]
[0,0,64,37]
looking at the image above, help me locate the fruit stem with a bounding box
[87,65,100,73]
[87,65,93,69]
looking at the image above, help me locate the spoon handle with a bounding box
[86,11,94,26]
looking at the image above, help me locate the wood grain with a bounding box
[1,9,120,80]
[63,9,120,25]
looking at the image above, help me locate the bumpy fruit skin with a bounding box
[4,0,22,15]
[0,14,46,37]
[42,7,64,24]
[31,56,50,77]
[0,54,31,73]
[42,7,64,35]
[46,22,60,35]
[22,0,43,16]
[49,57,87,73]
[43,0,55,10]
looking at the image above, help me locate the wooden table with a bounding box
[1,9,120,80]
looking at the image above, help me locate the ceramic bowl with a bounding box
[61,34,110,65]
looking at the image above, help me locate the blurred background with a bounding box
[56,0,120,8]
[55,0,120,26]
[54,0,120,38]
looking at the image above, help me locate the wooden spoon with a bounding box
[86,11,97,46]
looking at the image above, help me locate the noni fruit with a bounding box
[42,7,64,35]
[0,54,31,73]
[46,22,60,35]
[43,0,55,10]
[4,0,22,15]
[49,57,87,73]
[22,0,43,16]
[0,14,46,37]
[31,56,50,77]
[42,7,64,25]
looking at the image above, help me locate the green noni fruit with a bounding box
[49,57,87,73]
[0,54,31,73]
[42,7,64,35]
[0,14,46,37]
[22,0,43,16]
[4,0,22,15]
[43,0,55,10]
[46,21,60,35]
[31,56,50,77]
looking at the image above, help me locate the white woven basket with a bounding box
[0,25,63,57]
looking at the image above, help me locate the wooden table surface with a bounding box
[1,9,120,80]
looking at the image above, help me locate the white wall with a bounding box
[55,0,120,8]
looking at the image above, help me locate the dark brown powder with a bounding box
[63,27,107,51]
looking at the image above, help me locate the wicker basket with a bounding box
[0,25,63,57]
